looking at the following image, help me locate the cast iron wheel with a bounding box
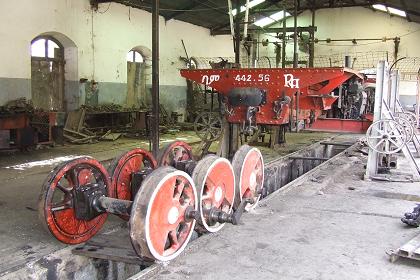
[194,112,223,142]
[129,167,197,261]
[192,155,235,232]
[38,157,112,244]
[108,148,157,220]
[232,145,264,211]
[366,119,407,154]
[158,141,193,167]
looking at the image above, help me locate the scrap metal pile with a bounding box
[38,141,263,261]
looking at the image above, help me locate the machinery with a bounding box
[38,141,264,261]
[181,67,365,156]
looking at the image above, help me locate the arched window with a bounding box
[31,36,65,111]
[31,37,63,59]
[126,50,144,63]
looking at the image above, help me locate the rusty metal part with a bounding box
[129,167,197,262]
[192,155,235,232]
[38,157,113,244]
[158,141,193,167]
[232,145,264,211]
[194,112,223,142]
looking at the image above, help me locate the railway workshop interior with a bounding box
[1,0,420,279]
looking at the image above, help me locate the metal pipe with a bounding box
[243,0,250,39]
[282,7,286,68]
[95,197,133,216]
[293,0,298,68]
[227,0,235,38]
[309,9,315,68]
[235,0,241,64]
[152,0,160,157]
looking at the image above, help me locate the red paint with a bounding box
[148,174,195,257]
[110,148,157,201]
[40,157,113,244]
[308,118,372,133]
[201,160,235,211]
[181,68,362,126]
[240,150,264,201]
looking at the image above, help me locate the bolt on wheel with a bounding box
[366,119,408,154]
[158,141,193,167]
[192,155,235,232]
[38,157,112,244]
[130,167,197,262]
[232,145,264,211]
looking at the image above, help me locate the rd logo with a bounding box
[284,74,300,89]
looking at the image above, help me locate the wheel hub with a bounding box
[167,206,180,225]
[214,186,223,203]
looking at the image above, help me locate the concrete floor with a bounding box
[143,145,420,280]
[0,130,332,278]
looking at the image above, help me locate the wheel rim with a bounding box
[232,145,264,211]
[109,148,157,201]
[194,112,223,142]
[130,167,197,261]
[395,117,414,143]
[366,119,407,154]
[158,141,193,167]
[38,157,112,244]
[192,155,235,232]
[396,111,417,127]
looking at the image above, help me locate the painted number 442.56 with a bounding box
[234,74,270,82]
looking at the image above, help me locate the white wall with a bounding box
[0,0,234,106]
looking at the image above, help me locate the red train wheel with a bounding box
[232,145,264,211]
[158,141,193,167]
[192,155,235,232]
[38,157,112,244]
[130,167,197,261]
[108,148,157,201]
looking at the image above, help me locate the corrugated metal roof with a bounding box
[106,0,420,34]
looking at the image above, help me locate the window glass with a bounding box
[127,50,144,63]
[134,51,143,63]
[127,51,134,62]
[31,39,46,57]
[47,40,60,58]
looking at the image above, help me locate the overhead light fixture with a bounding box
[372,4,387,12]
[231,0,266,16]
[387,7,406,17]
[254,10,291,27]
[372,4,406,18]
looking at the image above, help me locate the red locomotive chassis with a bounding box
[181,68,363,125]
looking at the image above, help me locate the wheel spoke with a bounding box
[374,139,385,149]
[56,183,71,193]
